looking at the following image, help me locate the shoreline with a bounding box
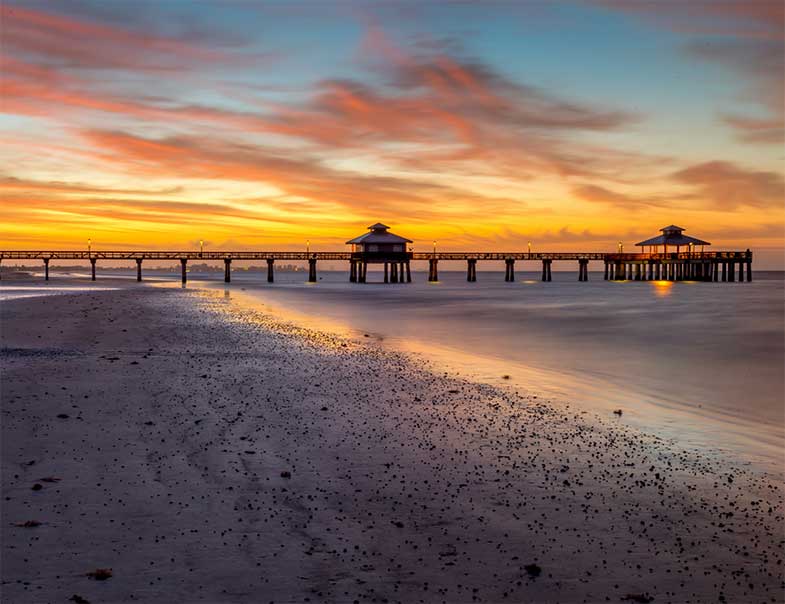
[2,285,784,603]
[205,282,785,473]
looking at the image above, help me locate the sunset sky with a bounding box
[1,1,783,265]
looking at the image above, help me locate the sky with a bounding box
[1,1,783,265]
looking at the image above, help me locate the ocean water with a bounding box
[3,268,783,469]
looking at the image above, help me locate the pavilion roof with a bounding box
[636,232,710,247]
[346,223,412,244]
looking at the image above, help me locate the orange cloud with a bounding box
[672,161,785,209]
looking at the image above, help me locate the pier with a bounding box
[0,249,753,284]
[0,224,753,285]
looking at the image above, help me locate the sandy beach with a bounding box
[2,285,783,604]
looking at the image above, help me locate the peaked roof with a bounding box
[346,222,412,245]
[637,225,710,247]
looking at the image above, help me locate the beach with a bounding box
[2,283,783,604]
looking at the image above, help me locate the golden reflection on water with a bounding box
[651,280,674,297]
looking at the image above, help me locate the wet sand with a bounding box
[2,286,783,603]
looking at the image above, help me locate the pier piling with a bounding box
[44,258,49,281]
[578,258,589,281]
[180,258,187,284]
[308,258,317,282]
[428,258,439,282]
[467,259,477,282]
[224,258,232,283]
[504,259,515,282]
[136,258,142,282]
[267,258,274,283]
[90,258,96,281]
[541,259,552,282]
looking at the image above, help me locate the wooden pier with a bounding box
[0,249,753,284]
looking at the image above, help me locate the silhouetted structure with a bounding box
[636,225,710,253]
[0,223,752,285]
[346,223,412,283]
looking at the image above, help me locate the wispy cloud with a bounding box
[672,161,785,210]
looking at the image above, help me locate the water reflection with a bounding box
[650,280,674,297]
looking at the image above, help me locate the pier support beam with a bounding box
[267,258,274,283]
[90,258,96,281]
[721,262,727,282]
[737,260,744,282]
[634,263,641,281]
[713,261,718,282]
[391,261,398,283]
[405,261,411,283]
[224,258,232,283]
[728,260,735,282]
[308,258,317,282]
[603,262,609,280]
[44,258,49,281]
[136,258,142,282]
[746,259,752,282]
[467,259,477,282]
[541,259,552,282]
[383,262,389,283]
[349,259,357,283]
[428,258,439,282]
[180,258,187,284]
[504,259,515,282]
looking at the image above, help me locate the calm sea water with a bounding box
[4,268,784,469]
